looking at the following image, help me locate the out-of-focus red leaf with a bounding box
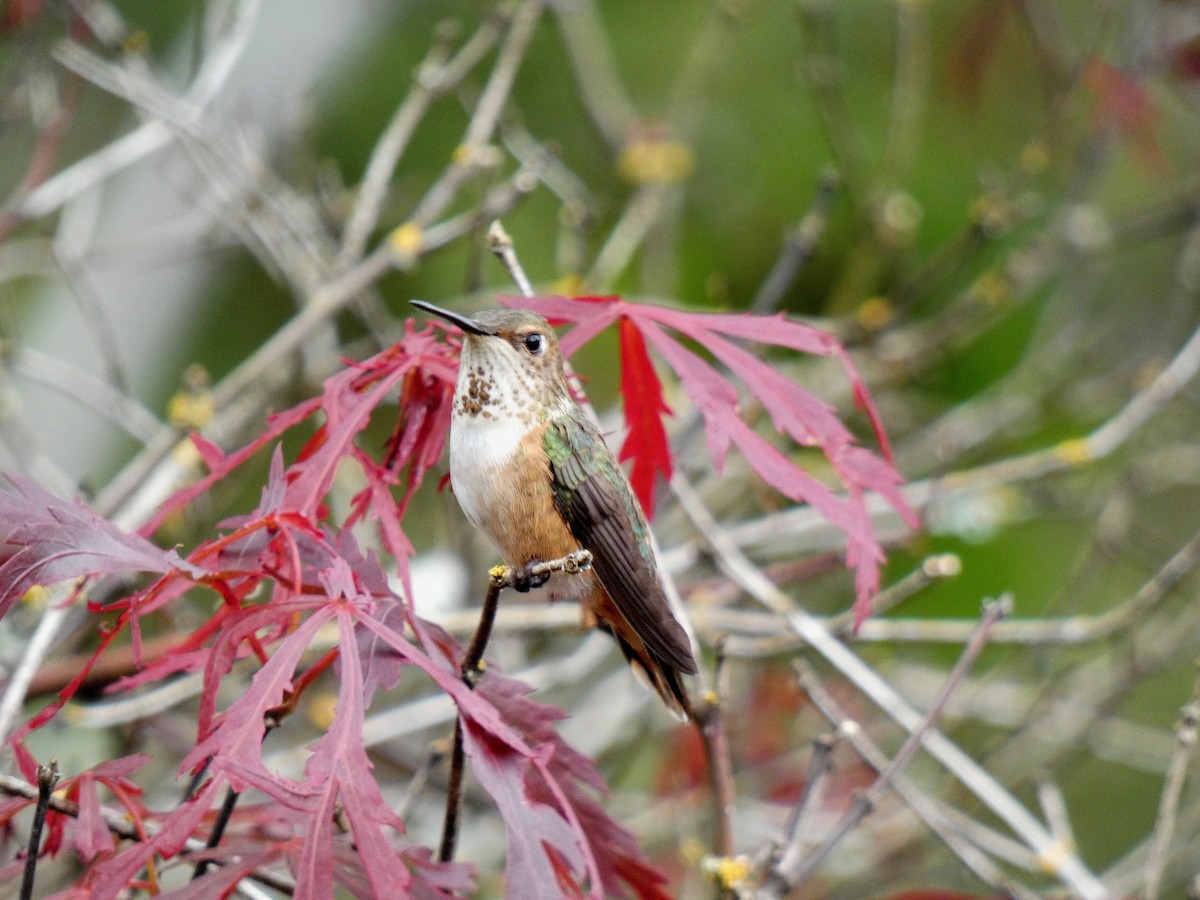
[1083,57,1170,175]
[655,724,706,795]
[461,723,591,900]
[291,611,411,900]
[478,672,672,900]
[741,665,806,766]
[0,476,207,618]
[617,318,672,518]
[72,774,114,861]
[1,0,47,33]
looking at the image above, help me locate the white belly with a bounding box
[448,414,523,534]
[448,413,590,603]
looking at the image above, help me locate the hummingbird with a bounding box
[412,301,698,715]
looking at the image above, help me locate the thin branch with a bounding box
[587,182,672,289]
[670,474,1110,899]
[1036,778,1077,855]
[192,786,241,881]
[0,583,79,744]
[550,0,637,150]
[409,0,546,230]
[487,219,534,297]
[0,769,131,830]
[750,168,839,314]
[438,719,468,864]
[796,0,871,227]
[19,0,263,219]
[438,549,593,862]
[770,597,1010,890]
[695,638,736,862]
[788,664,1043,900]
[1143,667,1200,899]
[761,732,837,887]
[881,0,930,188]
[336,14,507,269]
[0,770,296,895]
[19,761,59,900]
[5,344,162,443]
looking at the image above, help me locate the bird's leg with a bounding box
[511,558,552,592]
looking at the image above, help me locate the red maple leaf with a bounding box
[500,295,915,625]
[0,475,207,618]
[618,318,673,518]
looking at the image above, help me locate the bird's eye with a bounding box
[523,332,545,355]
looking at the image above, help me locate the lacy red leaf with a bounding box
[499,295,914,624]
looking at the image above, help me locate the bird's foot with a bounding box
[512,559,552,593]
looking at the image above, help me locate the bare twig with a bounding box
[750,168,840,314]
[587,183,667,289]
[788,664,1043,900]
[1143,667,1200,899]
[191,786,241,881]
[770,597,1010,890]
[550,0,637,149]
[796,0,870,227]
[19,760,59,900]
[19,0,263,219]
[761,732,837,886]
[0,770,292,896]
[487,219,534,297]
[0,583,80,744]
[671,474,1109,898]
[6,343,162,443]
[1036,777,1078,856]
[336,14,507,269]
[695,639,736,862]
[410,0,546,230]
[438,549,593,862]
[881,0,930,188]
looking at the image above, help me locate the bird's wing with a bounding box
[544,415,697,675]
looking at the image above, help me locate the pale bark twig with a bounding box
[750,168,839,314]
[786,663,1043,900]
[1142,668,1200,899]
[671,474,1109,898]
[336,14,507,269]
[769,597,1010,890]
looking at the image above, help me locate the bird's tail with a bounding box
[582,594,694,719]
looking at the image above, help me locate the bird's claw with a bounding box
[512,559,551,593]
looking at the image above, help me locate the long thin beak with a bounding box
[411,300,493,336]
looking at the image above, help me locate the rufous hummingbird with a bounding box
[412,301,698,715]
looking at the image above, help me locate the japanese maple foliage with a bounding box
[500,294,916,625]
[0,298,907,897]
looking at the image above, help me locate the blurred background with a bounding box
[3,0,1200,896]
